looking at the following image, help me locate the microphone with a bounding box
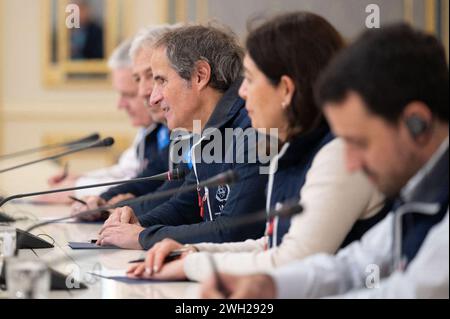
[0,137,113,223]
[197,170,238,188]
[0,168,186,291]
[0,169,185,208]
[235,200,303,227]
[0,168,186,222]
[11,170,239,236]
[0,137,115,175]
[0,133,100,161]
[64,170,240,222]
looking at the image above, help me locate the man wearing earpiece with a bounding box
[202,24,449,299]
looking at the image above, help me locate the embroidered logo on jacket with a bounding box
[216,184,230,203]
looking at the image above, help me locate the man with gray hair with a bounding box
[39,39,156,204]
[97,24,269,251]
[71,25,189,220]
[128,24,175,124]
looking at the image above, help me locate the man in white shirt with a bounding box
[201,24,449,299]
[38,40,155,203]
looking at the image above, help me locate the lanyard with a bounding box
[264,217,275,251]
[197,186,208,219]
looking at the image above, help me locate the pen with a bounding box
[61,162,69,180]
[128,250,185,264]
[69,196,88,206]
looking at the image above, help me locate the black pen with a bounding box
[69,196,88,206]
[128,250,185,264]
[61,162,69,181]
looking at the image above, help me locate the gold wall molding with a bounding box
[403,0,414,25]
[42,0,133,88]
[425,0,437,34]
[170,0,209,23]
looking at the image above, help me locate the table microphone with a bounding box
[0,133,100,161]
[0,137,115,222]
[0,137,114,175]
[63,170,240,222]
[0,167,184,247]
[12,170,238,246]
[0,168,186,209]
[0,168,187,252]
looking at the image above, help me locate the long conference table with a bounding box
[0,158,201,299]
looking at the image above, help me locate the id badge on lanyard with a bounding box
[264,202,282,250]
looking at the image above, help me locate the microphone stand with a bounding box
[0,138,115,222]
[0,137,114,174]
[0,133,100,161]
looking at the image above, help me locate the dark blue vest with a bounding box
[268,125,333,247]
[397,146,449,266]
[268,126,391,249]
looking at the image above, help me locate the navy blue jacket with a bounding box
[268,125,390,248]
[267,125,334,247]
[100,124,171,201]
[138,81,268,249]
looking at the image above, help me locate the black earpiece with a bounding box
[405,115,429,139]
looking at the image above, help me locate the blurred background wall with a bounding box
[0,0,448,172]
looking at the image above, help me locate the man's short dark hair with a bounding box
[316,23,449,123]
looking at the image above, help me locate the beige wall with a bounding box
[0,0,168,171]
[208,0,405,39]
[1,0,448,160]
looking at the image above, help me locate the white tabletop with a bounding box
[0,159,201,299]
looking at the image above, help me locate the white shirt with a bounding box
[271,138,449,299]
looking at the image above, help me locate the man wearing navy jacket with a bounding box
[96,25,269,250]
